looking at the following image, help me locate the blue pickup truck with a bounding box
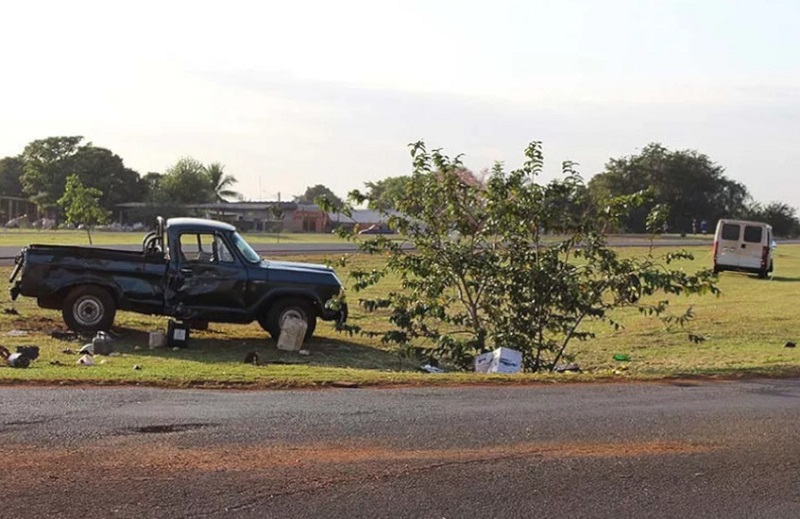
[9,217,347,340]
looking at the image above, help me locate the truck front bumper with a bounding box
[322,301,348,330]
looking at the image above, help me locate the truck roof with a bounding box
[166,217,236,232]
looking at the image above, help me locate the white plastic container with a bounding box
[277,317,308,352]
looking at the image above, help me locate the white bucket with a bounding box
[277,317,307,352]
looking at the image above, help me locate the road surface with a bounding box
[2,379,800,518]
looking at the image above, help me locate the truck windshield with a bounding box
[231,232,262,263]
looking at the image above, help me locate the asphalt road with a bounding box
[3,379,800,518]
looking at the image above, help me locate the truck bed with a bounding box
[13,244,168,314]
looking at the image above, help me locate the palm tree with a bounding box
[204,162,239,202]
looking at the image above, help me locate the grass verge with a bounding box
[2,245,800,389]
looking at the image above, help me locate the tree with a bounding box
[205,162,239,202]
[588,143,751,233]
[0,157,25,198]
[329,141,719,372]
[743,201,800,237]
[294,184,344,209]
[57,174,109,244]
[363,176,411,210]
[155,157,213,206]
[20,136,146,215]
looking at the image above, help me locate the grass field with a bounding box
[1,244,799,388]
[0,229,346,247]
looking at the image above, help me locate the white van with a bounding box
[713,219,774,278]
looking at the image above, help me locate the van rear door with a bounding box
[717,222,742,267]
[739,224,765,270]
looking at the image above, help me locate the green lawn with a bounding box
[2,245,800,388]
[0,229,348,247]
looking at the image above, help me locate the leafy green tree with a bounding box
[20,136,146,214]
[363,176,411,210]
[294,184,344,209]
[588,143,750,233]
[205,162,239,202]
[330,141,719,372]
[57,174,109,244]
[155,157,213,206]
[743,201,800,237]
[0,157,25,198]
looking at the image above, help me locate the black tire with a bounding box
[62,285,117,333]
[258,297,316,341]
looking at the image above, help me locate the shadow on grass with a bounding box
[768,276,800,282]
[107,326,408,371]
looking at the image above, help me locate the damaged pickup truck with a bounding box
[9,217,347,340]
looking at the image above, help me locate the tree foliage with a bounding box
[151,158,239,210]
[363,176,411,210]
[329,141,720,372]
[57,174,109,244]
[206,162,239,202]
[294,184,344,209]
[588,143,751,233]
[0,156,25,198]
[743,201,800,237]
[152,157,209,207]
[21,136,145,214]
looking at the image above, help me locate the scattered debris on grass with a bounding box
[474,347,522,374]
[420,364,445,374]
[554,363,582,373]
[6,330,28,337]
[244,351,261,365]
[613,353,631,362]
[51,329,80,341]
[3,308,19,315]
[77,354,94,366]
[133,364,142,371]
[785,341,796,348]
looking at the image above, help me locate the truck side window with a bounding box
[215,235,235,263]
[178,233,234,263]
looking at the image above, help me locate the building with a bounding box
[116,201,395,233]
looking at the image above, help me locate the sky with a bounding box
[1,0,799,205]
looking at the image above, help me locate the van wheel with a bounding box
[62,285,116,332]
[258,298,316,341]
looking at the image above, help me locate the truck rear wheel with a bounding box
[258,297,316,341]
[62,285,117,332]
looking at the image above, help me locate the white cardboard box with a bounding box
[474,347,522,374]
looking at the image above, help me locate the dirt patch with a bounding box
[3,439,716,477]
[8,316,58,333]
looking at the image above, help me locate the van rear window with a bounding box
[721,224,740,241]
[743,226,763,243]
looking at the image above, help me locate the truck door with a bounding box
[716,222,741,268]
[739,224,765,271]
[165,231,249,321]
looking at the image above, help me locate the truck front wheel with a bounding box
[62,286,117,332]
[259,298,316,341]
